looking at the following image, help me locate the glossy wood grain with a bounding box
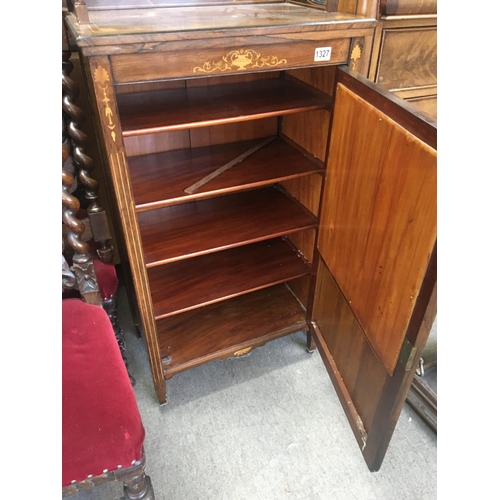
[189,118,278,149]
[137,186,317,267]
[157,283,307,378]
[318,79,436,375]
[129,137,324,210]
[148,238,311,319]
[111,36,350,82]
[117,79,332,137]
[66,4,375,48]
[312,259,387,440]
[376,27,436,91]
[380,0,437,16]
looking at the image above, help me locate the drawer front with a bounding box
[381,0,438,16]
[110,35,351,83]
[375,27,436,91]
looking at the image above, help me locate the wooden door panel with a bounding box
[317,81,436,375]
[312,259,387,443]
[312,66,436,471]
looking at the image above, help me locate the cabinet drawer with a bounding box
[110,34,351,82]
[375,27,436,92]
[381,0,437,16]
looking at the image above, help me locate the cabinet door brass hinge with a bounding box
[398,338,419,371]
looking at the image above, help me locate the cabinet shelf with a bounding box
[137,186,317,267]
[117,79,332,137]
[129,136,324,211]
[157,283,307,379]
[148,237,311,320]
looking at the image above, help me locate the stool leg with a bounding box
[103,295,136,386]
[122,472,155,500]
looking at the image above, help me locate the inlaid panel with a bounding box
[111,36,350,82]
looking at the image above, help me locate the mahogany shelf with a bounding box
[117,79,332,137]
[148,237,311,320]
[137,186,317,267]
[129,136,324,211]
[157,283,308,379]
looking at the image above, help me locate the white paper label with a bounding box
[314,47,332,62]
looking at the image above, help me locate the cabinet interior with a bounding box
[114,67,336,379]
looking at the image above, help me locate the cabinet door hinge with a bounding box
[398,338,418,371]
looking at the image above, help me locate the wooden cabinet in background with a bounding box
[368,0,437,120]
[64,0,436,472]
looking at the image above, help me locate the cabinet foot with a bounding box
[306,331,316,353]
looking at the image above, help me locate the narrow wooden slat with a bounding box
[129,137,324,210]
[117,79,331,136]
[184,137,275,194]
[137,186,317,267]
[157,284,307,378]
[148,238,311,319]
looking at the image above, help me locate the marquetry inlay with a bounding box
[350,43,362,68]
[93,66,117,142]
[194,49,287,73]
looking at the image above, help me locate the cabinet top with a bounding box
[65,3,376,49]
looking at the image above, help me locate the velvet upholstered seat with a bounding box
[62,299,154,498]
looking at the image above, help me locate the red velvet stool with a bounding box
[62,299,154,499]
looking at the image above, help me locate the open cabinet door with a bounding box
[311,66,436,471]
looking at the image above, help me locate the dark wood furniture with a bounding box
[62,143,155,499]
[65,0,436,472]
[368,0,437,119]
[366,0,438,430]
[63,24,136,382]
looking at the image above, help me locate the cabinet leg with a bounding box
[306,331,316,353]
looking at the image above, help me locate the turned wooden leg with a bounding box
[306,331,317,353]
[122,473,155,500]
[103,295,136,386]
[116,454,155,500]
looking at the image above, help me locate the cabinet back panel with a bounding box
[286,66,336,96]
[185,72,280,87]
[318,83,436,374]
[115,79,186,95]
[124,130,190,157]
[190,119,278,148]
[281,109,331,161]
[279,173,322,217]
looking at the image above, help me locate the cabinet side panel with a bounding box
[281,109,331,161]
[318,83,436,374]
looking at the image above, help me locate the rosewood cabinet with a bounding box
[368,0,437,119]
[65,0,436,472]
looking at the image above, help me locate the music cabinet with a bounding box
[64,0,436,471]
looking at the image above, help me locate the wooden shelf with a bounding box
[148,238,311,320]
[117,79,331,136]
[129,137,324,211]
[157,283,307,378]
[137,186,317,267]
